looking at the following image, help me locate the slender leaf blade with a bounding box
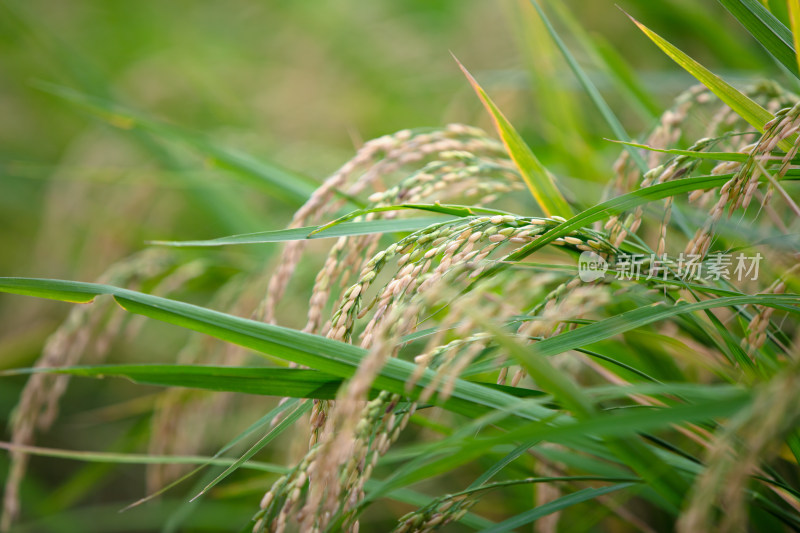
[2,365,344,399]
[717,0,799,78]
[191,400,310,500]
[308,203,507,236]
[529,0,649,171]
[150,216,453,247]
[466,293,800,375]
[481,483,636,533]
[0,442,286,473]
[628,13,794,152]
[477,318,688,509]
[0,277,558,426]
[1,364,540,400]
[454,56,573,217]
[607,140,750,162]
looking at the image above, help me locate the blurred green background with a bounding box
[0,0,793,530]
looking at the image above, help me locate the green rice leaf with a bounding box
[1,363,540,400]
[607,140,750,162]
[376,386,750,500]
[481,483,636,533]
[467,438,540,489]
[479,171,798,282]
[454,56,573,218]
[717,0,799,78]
[307,203,508,236]
[0,442,286,473]
[466,294,800,375]
[0,277,558,426]
[528,0,649,172]
[2,365,344,399]
[190,400,310,500]
[123,398,302,511]
[628,14,794,152]
[150,216,454,247]
[477,174,734,284]
[477,318,689,510]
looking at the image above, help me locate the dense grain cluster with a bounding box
[250,121,632,531]
[250,85,800,530]
[5,78,800,533]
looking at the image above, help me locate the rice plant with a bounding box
[1,1,800,532]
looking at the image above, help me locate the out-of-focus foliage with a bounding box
[0,0,797,531]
